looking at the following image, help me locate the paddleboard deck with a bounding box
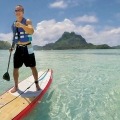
[0,69,52,120]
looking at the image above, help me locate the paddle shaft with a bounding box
[6,27,18,72]
[6,51,12,72]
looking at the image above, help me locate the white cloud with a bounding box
[74,15,98,23]
[33,19,75,46]
[49,0,68,9]
[49,0,96,9]
[49,0,81,9]
[91,28,120,46]
[75,26,120,46]
[1,18,120,47]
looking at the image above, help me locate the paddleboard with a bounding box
[0,69,52,120]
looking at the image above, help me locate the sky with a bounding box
[0,0,120,46]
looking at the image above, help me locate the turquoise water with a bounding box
[1,49,120,120]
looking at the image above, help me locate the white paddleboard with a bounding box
[0,69,53,120]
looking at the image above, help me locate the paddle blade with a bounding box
[3,72,10,81]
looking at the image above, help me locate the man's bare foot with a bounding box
[10,87,18,93]
[36,84,41,91]
[35,81,41,91]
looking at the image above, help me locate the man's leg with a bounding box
[11,68,19,93]
[30,67,40,90]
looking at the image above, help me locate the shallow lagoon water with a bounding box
[0,49,120,120]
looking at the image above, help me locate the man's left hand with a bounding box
[15,22,23,28]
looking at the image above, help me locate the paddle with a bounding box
[3,51,12,81]
[3,24,19,81]
[3,27,17,81]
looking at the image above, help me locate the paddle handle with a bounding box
[7,51,12,72]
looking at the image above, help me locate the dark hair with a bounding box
[16,5,24,13]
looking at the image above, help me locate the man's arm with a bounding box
[15,19,34,34]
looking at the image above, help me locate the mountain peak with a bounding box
[55,31,87,45]
[62,31,80,38]
[62,31,75,36]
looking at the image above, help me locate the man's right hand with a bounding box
[9,48,14,52]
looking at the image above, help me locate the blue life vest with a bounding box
[12,18,32,43]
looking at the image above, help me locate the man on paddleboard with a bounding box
[10,5,40,93]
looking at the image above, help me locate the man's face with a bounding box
[15,6,24,18]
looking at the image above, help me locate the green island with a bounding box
[0,41,11,50]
